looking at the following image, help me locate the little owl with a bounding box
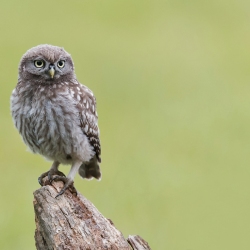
[11,44,101,197]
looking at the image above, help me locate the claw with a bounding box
[38,171,50,186]
[48,170,65,184]
[38,168,77,198]
[51,176,77,198]
[55,187,68,198]
[38,169,66,186]
[38,177,43,186]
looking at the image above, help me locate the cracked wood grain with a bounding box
[127,235,151,250]
[34,178,151,250]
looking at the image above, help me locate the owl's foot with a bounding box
[38,169,66,186]
[50,176,77,198]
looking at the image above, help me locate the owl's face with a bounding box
[24,56,71,80]
[19,44,75,83]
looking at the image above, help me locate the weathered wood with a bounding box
[127,235,151,250]
[34,178,151,250]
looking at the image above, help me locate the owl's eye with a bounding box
[57,60,65,68]
[34,60,44,68]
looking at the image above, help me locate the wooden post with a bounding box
[33,178,151,250]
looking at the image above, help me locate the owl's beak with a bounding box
[49,65,55,79]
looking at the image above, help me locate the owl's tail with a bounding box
[78,155,101,180]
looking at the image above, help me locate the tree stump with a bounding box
[33,178,151,250]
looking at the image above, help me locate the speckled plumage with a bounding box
[11,44,101,195]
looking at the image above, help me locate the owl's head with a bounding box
[19,44,75,83]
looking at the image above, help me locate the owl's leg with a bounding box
[51,160,82,198]
[38,161,65,186]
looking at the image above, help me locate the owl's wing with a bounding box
[71,81,101,163]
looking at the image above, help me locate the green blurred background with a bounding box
[1,0,250,249]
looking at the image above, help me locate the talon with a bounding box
[51,175,67,183]
[55,188,67,198]
[55,186,77,198]
[38,169,66,186]
[51,176,77,198]
[38,177,43,186]
[38,171,50,186]
[48,170,65,183]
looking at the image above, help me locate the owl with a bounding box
[11,44,101,197]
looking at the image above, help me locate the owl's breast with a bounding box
[11,86,93,163]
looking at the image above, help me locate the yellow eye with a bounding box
[57,60,65,68]
[34,60,44,68]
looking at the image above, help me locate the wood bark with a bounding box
[33,178,151,250]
